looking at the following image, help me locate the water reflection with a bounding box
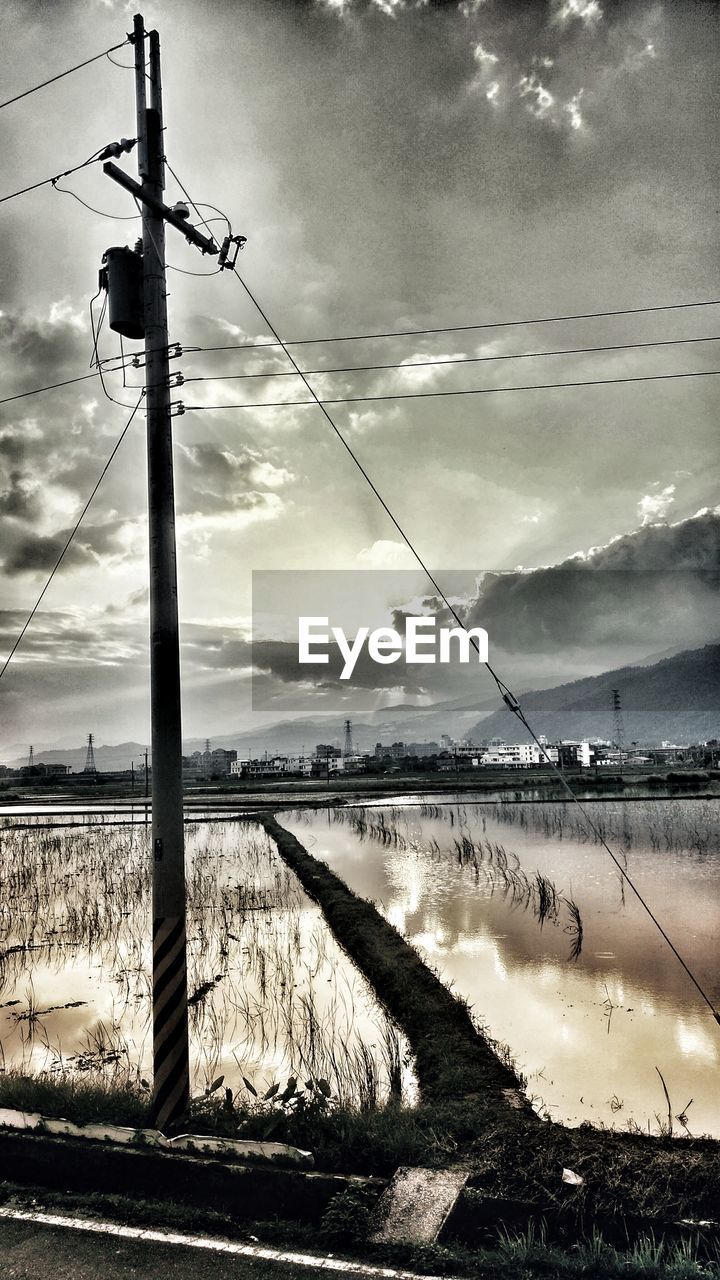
[0,820,410,1106]
[286,800,720,1137]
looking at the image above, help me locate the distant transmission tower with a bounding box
[611,689,625,751]
[28,745,34,768]
[343,719,354,757]
[83,733,97,773]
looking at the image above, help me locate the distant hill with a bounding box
[6,699,502,771]
[10,643,717,771]
[188,693,505,758]
[470,643,720,745]
[7,741,150,774]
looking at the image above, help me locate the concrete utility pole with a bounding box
[104,13,244,1133]
[134,13,189,1132]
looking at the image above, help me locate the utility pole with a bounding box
[103,13,244,1133]
[133,13,189,1132]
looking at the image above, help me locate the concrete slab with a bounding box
[370,1165,469,1246]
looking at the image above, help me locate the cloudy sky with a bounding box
[0,0,718,752]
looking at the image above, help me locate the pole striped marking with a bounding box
[151,915,189,1133]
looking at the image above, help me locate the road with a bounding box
[0,1212,458,1280]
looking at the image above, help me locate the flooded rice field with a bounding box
[285,798,720,1137]
[0,817,409,1106]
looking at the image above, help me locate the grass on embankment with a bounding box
[260,814,522,1105]
[2,1181,720,1280]
[2,1067,720,1231]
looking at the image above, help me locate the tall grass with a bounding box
[0,819,411,1109]
[331,806,585,960]
[482,797,720,856]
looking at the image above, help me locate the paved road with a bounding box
[0,1216,455,1280]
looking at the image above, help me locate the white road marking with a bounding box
[0,1205,461,1279]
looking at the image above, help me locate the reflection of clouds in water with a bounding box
[291,802,720,1136]
[1,821,412,1105]
[2,961,121,1072]
[386,903,405,933]
[385,847,434,916]
[676,1020,718,1065]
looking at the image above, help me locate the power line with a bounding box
[0,394,143,685]
[0,344,180,409]
[3,345,712,414]
[0,140,136,209]
[53,179,142,221]
[0,362,131,408]
[0,39,131,112]
[167,263,223,278]
[185,366,720,411]
[90,292,144,409]
[181,297,720,355]
[183,333,720,384]
[0,159,98,209]
[105,51,138,71]
[165,160,220,243]
[226,264,720,1025]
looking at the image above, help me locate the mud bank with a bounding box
[260,815,525,1109]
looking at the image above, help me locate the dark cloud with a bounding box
[0,429,26,464]
[176,443,291,516]
[0,310,88,388]
[464,510,720,653]
[104,585,149,616]
[2,531,90,577]
[0,469,41,521]
[1,517,138,577]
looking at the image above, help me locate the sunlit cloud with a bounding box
[565,90,584,130]
[473,41,499,68]
[638,483,676,527]
[518,72,555,120]
[356,539,417,569]
[624,41,657,73]
[553,0,603,27]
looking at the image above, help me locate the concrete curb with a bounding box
[0,1129,384,1224]
[0,1108,312,1166]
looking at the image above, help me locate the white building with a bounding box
[479,743,559,768]
[231,755,313,778]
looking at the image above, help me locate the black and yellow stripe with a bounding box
[151,915,190,1132]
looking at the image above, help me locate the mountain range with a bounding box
[470,642,720,745]
[5,642,718,771]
